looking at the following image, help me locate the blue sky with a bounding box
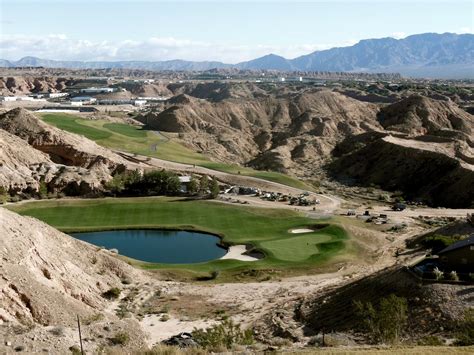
[1,0,472,62]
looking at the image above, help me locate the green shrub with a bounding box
[102,287,121,300]
[69,345,82,354]
[449,270,459,281]
[110,331,129,345]
[456,308,474,346]
[354,294,408,344]
[209,178,220,199]
[433,267,444,280]
[421,234,463,253]
[417,335,444,346]
[192,319,253,350]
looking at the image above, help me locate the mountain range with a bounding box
[1,33,473,78]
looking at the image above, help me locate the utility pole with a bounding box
[77,315,84,355]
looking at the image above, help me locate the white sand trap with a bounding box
[220,245,259,261]
[290,228,314,234]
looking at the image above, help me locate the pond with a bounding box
[71,229,227,264]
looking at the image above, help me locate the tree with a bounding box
[210,177,220,199]
[188,175,199,195]
[199,175,209,195]
[38,181,48,199]
[0,186,8,204]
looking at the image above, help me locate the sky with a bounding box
[0,0,473,63]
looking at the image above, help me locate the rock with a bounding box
[162,332,197,348]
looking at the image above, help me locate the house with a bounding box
[438,235,474,271]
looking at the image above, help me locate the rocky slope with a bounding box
[298,267,473,342]
[0,128,112,194]
[139,89,380,173]
[0,108,143,195]
[0,76,69,95]
[0,207,148,352]
[139,84,473,207]
[330,95,474,207]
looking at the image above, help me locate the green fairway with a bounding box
[8,197,349,277]
[39,113,312,191]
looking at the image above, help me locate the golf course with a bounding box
[8,197,349,279]
[40,113,312,190]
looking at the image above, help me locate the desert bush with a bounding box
[110,331,129,345]
[102,287,121,300]
[455,308,474,346]
[433,267,444,280]
[448,270,459,281]
[417,335,444,346]
[84,313,104,325]
[38,181,48,199]
[69,345,81,354]
[210,270,220,280]
[144,344,207,355]
[49,326,65,336]
[192,319,253,350]
[354,294,407,344]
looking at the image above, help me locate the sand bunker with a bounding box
[290,228,314,234]
[220,245,259,261]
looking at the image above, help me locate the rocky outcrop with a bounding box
[0,108,135,171]
[377,94,474,136]
[330,135,474,208]
[0,108,144,194]
[139,90,380,171]
[0,76,69,95]
[0,128,114,194]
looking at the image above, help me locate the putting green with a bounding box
[261,234,333,261]
[39,113,312,190]
[7,197,348,275]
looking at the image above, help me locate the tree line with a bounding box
[105,169,220,198]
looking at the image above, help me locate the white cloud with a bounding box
[391,32,406,39]
[0,34,348,63]
[458,26,473,34]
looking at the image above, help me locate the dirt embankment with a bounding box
[0,207,149,353]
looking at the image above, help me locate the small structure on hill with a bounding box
[438,235,474,271]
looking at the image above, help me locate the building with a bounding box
[71,96,97,105]
[48,92,69,99]
[178,176,192,193]
[80,87,114,94]
[438,235,474,271]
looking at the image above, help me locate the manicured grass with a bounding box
[42,114,112,140]
[103,122,147,138]
[7,197,349,276]
[39,113,312,191]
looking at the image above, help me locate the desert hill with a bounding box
[0,108,145,195]
[298,267,473,342]
[0,207,147,352]
[0,76,69,96]
[330,95,474,207]
[139,89,380,172]
[377,94,474,136]
[138,83,473,207]
[0,128,113,194]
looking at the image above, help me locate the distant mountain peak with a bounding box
[1,33,473,78]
